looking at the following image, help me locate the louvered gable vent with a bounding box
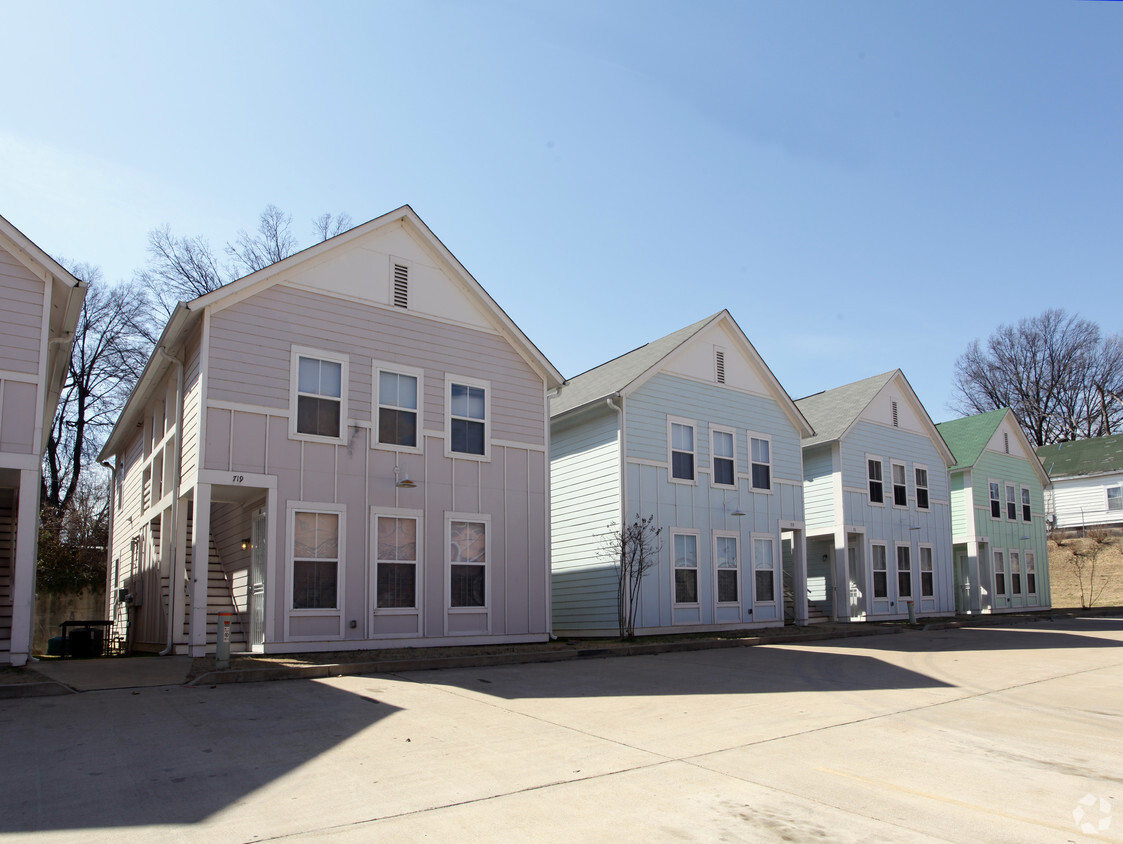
[392,263,409,309]
[715,349,725,384]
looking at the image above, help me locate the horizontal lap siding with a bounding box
[180,328,203,481]
[208,285,545,446]
[550,408,621,632]
[0,250,43,375]
[1048,476,1123,529]
[803,444,835,531]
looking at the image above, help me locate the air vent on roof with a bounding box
[392,263,408,309]
[715,349,726,384]
[891,400,899,428]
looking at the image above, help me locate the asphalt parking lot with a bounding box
[1,618,1121,842]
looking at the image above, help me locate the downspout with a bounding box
[157,347,185,656]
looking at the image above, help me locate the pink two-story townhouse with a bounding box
[99,206,562,656]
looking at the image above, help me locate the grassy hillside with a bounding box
[1048,533,1123,609]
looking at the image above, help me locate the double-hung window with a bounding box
[919,546,934,598]
[715,534,739,604]
[449,519,487,607]
[1010,551,1022,595]
[712,428,736,487]
[376,365,421,449]
[1108,486,1122,512]
[670,420,695,482]
[673,533,699,604]
[1026,551,1037,595]
[868,458,884,504]
[750,436,771,491]
[892,461,908,507]
[989,481,1002,519]
[449,380,488,457]
[292,510,340,610]
[292,348,347,441]
[915,467,929,510]
[375,515,418,609]
[1005,483,1017,521]
[871,544,888,598]
[1021,487,1032,522]
[753,536,776,603]
[896,545,912,599]
[993,550,1006,596]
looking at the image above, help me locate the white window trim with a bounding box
[751,531,778,606]
[710,424,738,489]
[867,455,886,507]
[289,345,349,445]
[668,416,697,486]
[870,541,890,600]
[988,478,1002,521]
[372,360,425,453]
[748,431,774,494]
[1026,550,1038,596]
[890,459,909,509]
[1019,484,1032,522]
[672,529,702,608]
[445,512,491,615]
[914,464,930,511]
[712,530,741,609]
[1005,482,1018,521]
[1009,549,1023,597]
[445,375,491,461]
[993,549,1007,598]
[1106,485,1122,512]
[894,542,913,602]
[370,507,423,617]
[285,501,345,641]
[918,543,935,599]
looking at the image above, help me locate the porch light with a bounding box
[241,538,251,551]
[394,466,417,489]
[730,508,747,517]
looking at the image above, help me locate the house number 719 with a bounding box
[232,474,245,483]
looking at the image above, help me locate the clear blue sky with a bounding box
[2,0,1120,421]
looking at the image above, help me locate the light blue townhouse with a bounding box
[549,311,814,636]
[795,371,956,622]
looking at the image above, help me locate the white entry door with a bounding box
[250,509,266,650]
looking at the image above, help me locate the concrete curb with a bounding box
[0,681,75,699]
[188,624,902,687]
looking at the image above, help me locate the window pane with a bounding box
[714,430,733,459]
[297,395,341,437]
[755,570,774,601]
[751,463,770,490]
[714,458,734,486]
[379,407,417,447]
[377,517,416,561]
[869,460,882,481]
[751,438,769,464]
[675,569,698,603]
[298,357,320,393]
[320,360,342,397]
[915,468,928,488]
[377,562,416,608]
[716,537,737,567]
[293,512,338,558]
[451,564,486,607]
[451,383,485,420]
[873,571,888,599]
[1109,487,1122,511]
[921,572,934,598]
[450,521,486,563]
[451,418,485,454]
[380,372,417,409]
[674,534,697,566]
[293,560,337,609]
[672,451,694,480]
[917,488,929,509]
[893,463,906,485]
[672,423,693,452]
[718,569,738,603]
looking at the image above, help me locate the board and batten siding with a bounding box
[550,406,622,634]
[206,284,546,447]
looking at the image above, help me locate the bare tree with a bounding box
[311,212,353,241]
[952,309,1123,446]
[601,514,663,639]
[136,224,232,318]
[226,204,299,275]
[42,267,152,513]
[1064,528,1113,609]
[37,475,108,595]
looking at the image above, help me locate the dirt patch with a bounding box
[1049,533,1123,609]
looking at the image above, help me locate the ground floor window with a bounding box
[1026,551,1037,594]
[375,516,418,608]
[871,543,888,598]
[292,510,340,609]
[1010,550,1022,596]
[715,534,739,604]
[896,545,912,600]
[919,546,934,598]
[753,535,775,603]
[994,550,1006,597]
[674,532,699,604]
[449,519,487,607]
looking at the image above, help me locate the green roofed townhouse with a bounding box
[1036,433,1123,532]
[936,408,1051,614]
[796,371,956,623]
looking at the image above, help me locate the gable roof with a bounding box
[936,408,1050,486]
[795,369,955,466]
[99,206,562,460]
[550,310,813,437]
[1036,433,1123,479]
[0,213,87,452]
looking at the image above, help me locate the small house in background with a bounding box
[0,213,86,666]
[1037,433,1123,534]
[98,206,562,656]
[796,370,956,622]
[936,408,1051,613]
[549,311,813,636]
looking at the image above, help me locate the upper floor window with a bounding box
[712,428,735,487]
[868,458,884,504]
[1108,486,1122,512]
[750,436,771,491]
[1021,487,1032,522]
[915,466,929,510]
[448,380,487,456]
[670,420,695,482]
[291,349,347,441]
[989,481,1002,519]
[892,461,908,507]
[1005,483,1017,521]
[376,367,421,449]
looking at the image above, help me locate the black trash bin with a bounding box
[68,628,94,658]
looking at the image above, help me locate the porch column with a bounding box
[791,529,809,625]
[966,539,982,614]
[833,528,849,621]
[189,483,212,657]
[8,468,41,666]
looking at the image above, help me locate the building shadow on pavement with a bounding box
[809,618,1123,654]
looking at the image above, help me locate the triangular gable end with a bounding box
[986,410,1051,486]
[852,372,955,467]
